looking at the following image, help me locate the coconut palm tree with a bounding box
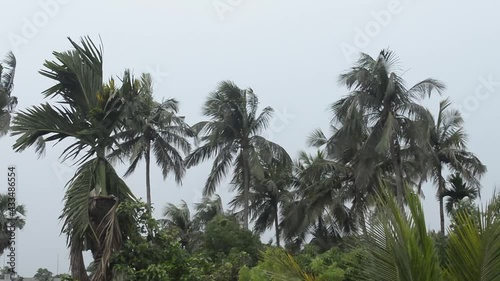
[112,73,192,209]
[332,49,445,208]
[442,173,479,216]
[424,98,486,234]
[0,194,26,255]
[161,200,197,251]
[185,81,290,229]
[10,37,138,281]
[231,155,293,247]
[280,151,356,249]
[161,196,228,252]
[193,194,224,229]
[0,52,17,137]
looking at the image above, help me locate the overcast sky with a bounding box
[1,0,499,277]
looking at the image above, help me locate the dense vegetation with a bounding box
[1,36,495,280]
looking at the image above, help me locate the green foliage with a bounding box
[429,231,449,268]
[359,190,442,281]
[297,246,366,281]
[0,51,17,137]
[443,173,479,215]
[202,215,262,264]
[239,246,364,281]
[34,268,54,281]
[113,202,264,281]
[449,198,480,231]
[112,201,194,280]
[238,265,268,281]
[54,273,72,280]
[444,195,500,281]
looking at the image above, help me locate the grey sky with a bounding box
[1,0,499,277]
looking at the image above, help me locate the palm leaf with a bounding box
[445,196,500,281]
[358,186,442,281]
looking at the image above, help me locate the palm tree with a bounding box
[161,195,225,251]
[444,196,500,281]
[360,186,500,281]
[112,73,192,209]
[332,49,445,208]
[442,173,479,216]
[281,151,356,250]
[0,194,26,255]
[193,194,224,228]
[11,37,138,281]
[424,98,486,234]
[161,200,197,251]
[231,155,293,247]
[185,81,290,229]
[0,52,17,137]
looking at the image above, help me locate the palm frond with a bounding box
[445,195,500,281]
[358,187,441,281]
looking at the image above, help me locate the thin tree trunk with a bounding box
[145,141,152,210]
[390,138,404,209]
[438,168,445,235]
[242,148,250,229]
[275,204,280,247]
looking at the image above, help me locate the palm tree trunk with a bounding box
[97,157,108,196]
[242,148,250,229]
[70,241,90,281]
[145,141,152,210]
[438,168,445,235]
[390,137,404,209]
[275,204,280,247]
[88,157,116,281]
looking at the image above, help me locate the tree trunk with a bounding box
[275,204,280,247]
[89,195,117,281]
[97,157,108,196]
[145,141,152,210]
[242,148,250,229]
[70,241,90,281]
[390,137,404,209]
[438,168,445,235]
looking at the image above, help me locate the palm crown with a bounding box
[185,81,291,229]
[424,98,486,233]
[112,73,192,208]
[331,49,446,207]
[10,37,139,281]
